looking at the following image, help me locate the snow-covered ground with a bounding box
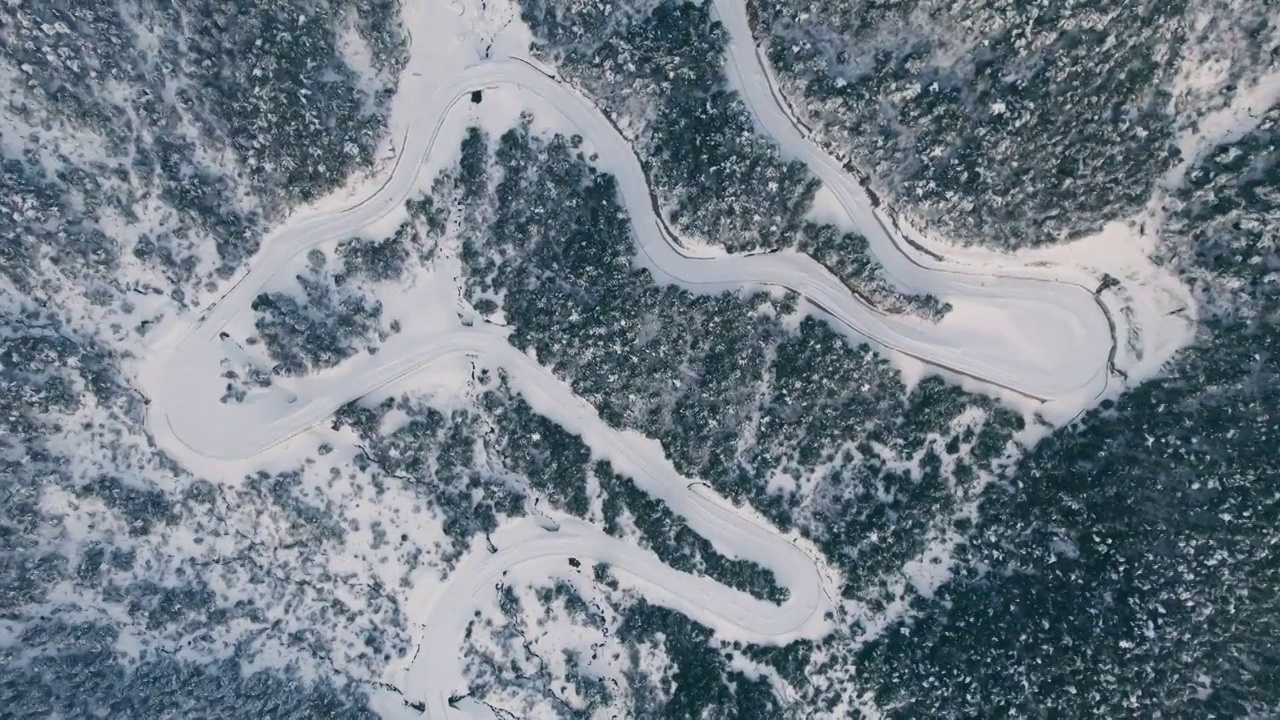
[131,0,1198,716]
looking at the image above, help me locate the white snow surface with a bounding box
[132,0,1197,715]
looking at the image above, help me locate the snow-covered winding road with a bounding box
[134,0,1181,715]
[164,51,1111,411]
[150,318,840,714]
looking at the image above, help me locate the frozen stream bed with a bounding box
[135,0,1195,716]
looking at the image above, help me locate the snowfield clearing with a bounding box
[134,0,1195,715]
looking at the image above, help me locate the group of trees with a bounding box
[752,0,1186,249]
[524,0,815,254]
[520,0,943,317]
[1,0,407,294]
[597,462,790,604]
[0,305,391,716]
[0,156,120,295]
[4,625,378,720]
[1,2,420,713]
[797,222,951,319]
[809,92,1280,718]
[616,600,787,718]
[0,311,128,619]
[333,392,528,566]
[251,232,417,378]
[251,249,390,377]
